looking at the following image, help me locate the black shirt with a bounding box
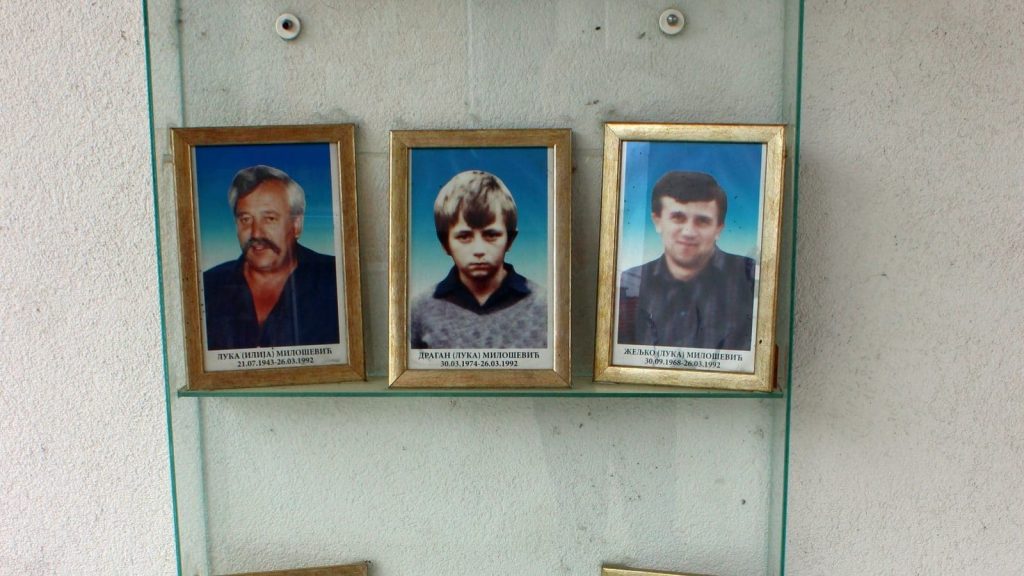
[432,264,532,313]
[617,248,756,350]
[202,244,340,350]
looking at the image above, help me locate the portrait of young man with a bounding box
[404,146,554,371]
[191,142,349,372]
[612,140,766,373]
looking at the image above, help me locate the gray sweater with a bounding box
[409,279,548,349]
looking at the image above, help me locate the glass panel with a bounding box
[146,0,803,574]
[178,380,784,399]
[199,397,782,576]
[768,0,805,572]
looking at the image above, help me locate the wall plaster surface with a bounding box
[0,0,1022,575]
[788,0,1024,574]
[0,1,174,574]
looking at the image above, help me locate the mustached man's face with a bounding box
[234,180,303,274]
[446,212,510,285]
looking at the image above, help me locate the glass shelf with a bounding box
[177,376,786,399]
[147,1,803,575]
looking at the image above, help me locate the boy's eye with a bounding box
[454,232,472,241]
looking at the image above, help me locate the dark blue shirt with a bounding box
[202,244,340,350]
[617,248,755,350]
[432,264,532,313]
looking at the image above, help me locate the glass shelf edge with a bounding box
[176,376,785,399]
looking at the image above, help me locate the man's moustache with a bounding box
[244,238,281,254]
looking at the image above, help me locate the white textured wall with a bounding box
[0,1,175,575]
[1,1,1022,575]
[788,0,1024,574]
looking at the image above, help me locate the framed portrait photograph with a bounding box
[602,566,713,576]
[388,129,571,388]
[221,563,368,576]
[171,125,364,390]
[594,123,786,392]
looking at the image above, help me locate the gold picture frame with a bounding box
[594,123,786,392]
[172,124,365,390]
[602,566,713,576]
[221,563,368,576]
[388,129,572,388]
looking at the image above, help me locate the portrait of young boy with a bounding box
[405,143,555,358]
[409,169,547,349]
[392,132,571,384]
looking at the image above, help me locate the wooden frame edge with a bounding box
[592,122,786,393]
[387,128,572,389]
[170,124,366,391]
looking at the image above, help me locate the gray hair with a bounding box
[227,165,306,216]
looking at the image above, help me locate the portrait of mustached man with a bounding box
[202,165,339,350]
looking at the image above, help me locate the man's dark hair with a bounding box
[651,171,727,224]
